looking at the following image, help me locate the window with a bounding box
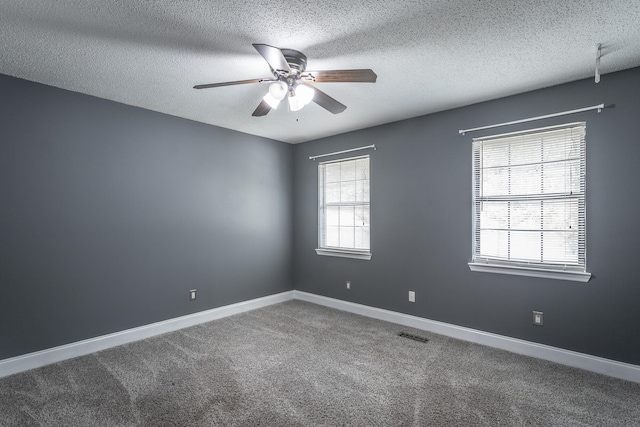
[316,155,371,260]
[469,122,590,282]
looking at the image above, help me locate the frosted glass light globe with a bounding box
[296,85,314,105]
[268,82,287,101]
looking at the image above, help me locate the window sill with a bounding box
[316,248,372,260]
[468,262,591,282]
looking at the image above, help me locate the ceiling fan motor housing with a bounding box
[280,49,307,75]
[274,49,309,94]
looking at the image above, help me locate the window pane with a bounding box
[481,143,507,168]
[325,163,341,183]
[355,206,369,227]
[325,182,341,203]
[510,201,541,230]
[482,167,509,197]
[542,160,581,194]
[325,206,339,227]
[326,226,339,247]
[542,130,583,162]
[340,206,355,227]
[480,230,508,259]
[543,232,578,264]
[356,179,370,202]
[354,226,370,249]
[480,201,508,229]
[341,160,356,182]
[510,231,541,262]
[509,139,541,166]
[511,164,542,195]
[355,158,369,180]
[340,181,356,202]
[543,200,578,230]
[340,227,355,248]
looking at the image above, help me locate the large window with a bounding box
[469,122,590,282]
[316,155,371,260]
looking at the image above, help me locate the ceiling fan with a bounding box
[194,44,377,116]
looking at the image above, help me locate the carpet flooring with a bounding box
[1,300,639,426]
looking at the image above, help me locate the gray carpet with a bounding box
[1,300,639,426]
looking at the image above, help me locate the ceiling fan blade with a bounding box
[252,44,291,74]
[305,84,347,114]
[194,78,265,89]
[252,99,272,117]
[304,69,377,83]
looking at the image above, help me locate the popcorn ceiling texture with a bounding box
[1,0,639,143]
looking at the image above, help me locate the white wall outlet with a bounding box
[408,291,415,302]
[346,281,351,290]
[189,289,197,301]
[533,311,543,326]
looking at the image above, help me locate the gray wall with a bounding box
[0,74,293,360]
[293,67,640,365]
[3,67,639,367]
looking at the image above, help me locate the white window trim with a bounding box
[316,248,372,260]
[316,155,371,260]
[468,262,590,282]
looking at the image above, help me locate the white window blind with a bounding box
[471,122,587,275]
[318,155,370,256]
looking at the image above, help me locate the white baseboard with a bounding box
[0,291,294,379]
[3,289,639,384]
[293,291,640,384]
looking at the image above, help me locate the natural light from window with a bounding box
[317,155,371,260]
[469,122,590,282]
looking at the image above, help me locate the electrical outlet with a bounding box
[408,291,415,302]
[533,311,543,326]
[346,281,351,290]
[189,289,197,301]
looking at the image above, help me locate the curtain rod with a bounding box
[309,144,376,161]
[459,104,605,135]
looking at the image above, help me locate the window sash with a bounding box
[472,123,586,272]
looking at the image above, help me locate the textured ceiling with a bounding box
[1,1,640,143]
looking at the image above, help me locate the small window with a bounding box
[469,122,590,282]
[316,156,371,260]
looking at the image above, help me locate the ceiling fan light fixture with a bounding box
[262,81,288,109]
[268,81,287,100]
[263,92,282,109]
[297,85,315,105]
[289,85,315,111]
[288,94,303,112]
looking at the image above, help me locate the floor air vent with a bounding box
[398,332,429,343]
